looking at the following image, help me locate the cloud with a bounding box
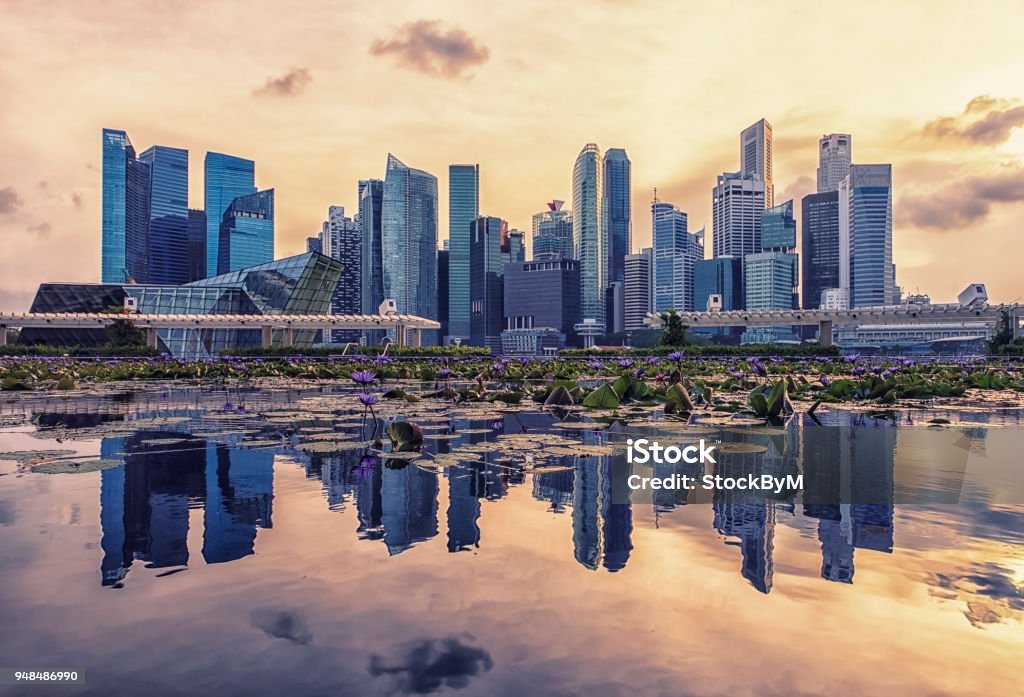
[778,175,815,205]
[253,67,312,97]
[898,167,1024,229]
[370,20,490,79]
[0,186,22,214]
[923,96,1024,145]
[27,222,52,238]
[368,635,493,694]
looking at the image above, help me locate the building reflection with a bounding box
[570,433,633,572]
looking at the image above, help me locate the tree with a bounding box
[988,309,1015,353]
[105,319,147,348]
[658,309,690,347]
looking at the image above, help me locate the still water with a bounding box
[0,383,1021,697]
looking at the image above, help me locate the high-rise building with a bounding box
[306,236,322,254]
[760,199,797,252]
[817,133,852,194]
[101,128,151,284]
[533,201,573,260]
[138,146,189,285]
[204,152,256,278]
[624,247,653,332]
[469,216,510,352]
[839,164,894,308]
[358,179,384,316]
[605,281,625,335]
[740,118,774,208]
[694,256,742,312]
[381,154,438,343]
[743,201,798,342]
[801,191,840,309]
[448,164,479,342]
[319,205,361,342]
[187,209,207,283]
[652,200,703,312]
[603,148,631,284]
[572,143,605,321]
[712,171,765,261]
[503,257,582,354]
[218,189,274,274]
[437,249,449,341]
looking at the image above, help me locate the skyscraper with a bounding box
[572,144,605,321]
[204,152,256,278]
[532,201,573,260]
[603,148,631,284]
[437,249,449,341]
[503,257,582,353]
[138,146,189,285]
[218,189,274,274]
[652,200,703,312]
[101,128,151,284]
[694,257,742,313]
[839,165,894,308]
[306,236,322,254]
[187,209,207,283]
[358,178,384,316]
[817,133,852,193]
[740,118,774,208]
[801,191,841,309]
[319,205,361,342]
[743,201,798,342]
[469,216,510,353]
[448,164,479,343]
[712,172,765,261]
[624,247,653,331]
[381,154,438,341]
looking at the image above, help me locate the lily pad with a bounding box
[32,459,122,474]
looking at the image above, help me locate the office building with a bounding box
[817,133,852,193]
[306,236,322,254]
[358,178,385,337]
[101,128,151,284]
[712,171,765,261]
[572,143,605,322]
[187,209,207,283]
[742,252,798,343]
[138,146,189,285]
[438,249,449,341]
[533,200,574,260]
[623,248,652,331]
[603,148,631,284]
[652,200,703,312]
[204,152,257,278]
[839,164,894,308]
[605,281,625,335]
[503,257,581,354]
[319,205,361,343]
[694,256,742,312]
[801,191,841,309]
[740,118,774,208]
[469,216,511,352]
[218,189,274,274]
[448,164,479,342]
[381,154,438,343]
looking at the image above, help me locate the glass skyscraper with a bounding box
[839,164,894,308]
[138,146,189,285]
[533,201,573,260]
[603,148,631,284]
[204,152,256,278]
[740,118,774,208]
[381,154,438,343]
[801,191,840,309]
[101,128,151,284]
[447,164,479,342]
[187,209,207,282]
[319,205,361,342]
[760,199,797,251]
[358,178,384,316]
[652,200,703,312]
[469,216,510,352]
[218,189,274,274]
[694,256,742,313]
[572,143,605,322]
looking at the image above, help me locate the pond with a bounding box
[0,382,1021,696]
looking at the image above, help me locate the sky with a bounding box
[1,0,1023,311]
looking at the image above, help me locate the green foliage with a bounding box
[664,383,694,414]
[386,422,424,451]
[657,309,690,347]
[988,309,1015,353]
[104,319,147,348]
[582,384,621,409]
[223,344,491,357]
[561,344,840,357]
[543,385,575,406]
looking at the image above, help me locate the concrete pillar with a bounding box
[282,327,294,347]
[261,326,273,348]
[411,328,421,347]
[0,327,7,347]
[818,320,833,347]
[396,325,406,347]
[145,327,159,349]
[1013,310,1023,341]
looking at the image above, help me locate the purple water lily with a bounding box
[351,370,378,386]
[667,351,684,362]
[358,392,379,406]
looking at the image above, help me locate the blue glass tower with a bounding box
[102,129,151,283]
[448,164,479,342]
[652,200,703,312]
[359,179,384,315]
[218,189,274,274]
[139,146,189,285]
[204,152,256,278]
[841,165,893,308]
[603,148,631,284]
[381,154,438,343]
[573,144,605,322]
[801,191,840,309]
[694,257,742,312]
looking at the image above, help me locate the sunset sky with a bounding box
[1,0,1023,311]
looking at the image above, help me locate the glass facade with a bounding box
[102,129,151,284]
[801,191,840,309]
[652,201,703,312]
[381,154,438,344]
[694,256,742,313]
[533,206,573,260]
[572,144,605,321]
[742,251,798,342]
[21,252,341,359]
[760,199,797,251]
[320,206,361,343]
[139,146,189,285]
[603,148,631,284]
[447,164,479,341]
[204,152,256,278]
[712,171,765,260]
[469,217,510,353]
[844,165,894,308]
[187,209,208,282]
[359,179,384,317]
[218,189,274,274]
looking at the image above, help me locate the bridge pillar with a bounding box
[282,327,294,347]
[145,327,159,350]
[0,327,6,347]
[395,325,406,347]
[818,320,833,347]
[410,328,421,347]
[261,326,273,348]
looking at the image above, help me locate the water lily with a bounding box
[358,392,379,406]
[351,370,378,386]
[667,351,684,362]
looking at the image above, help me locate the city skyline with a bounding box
[2,1,1024,311]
